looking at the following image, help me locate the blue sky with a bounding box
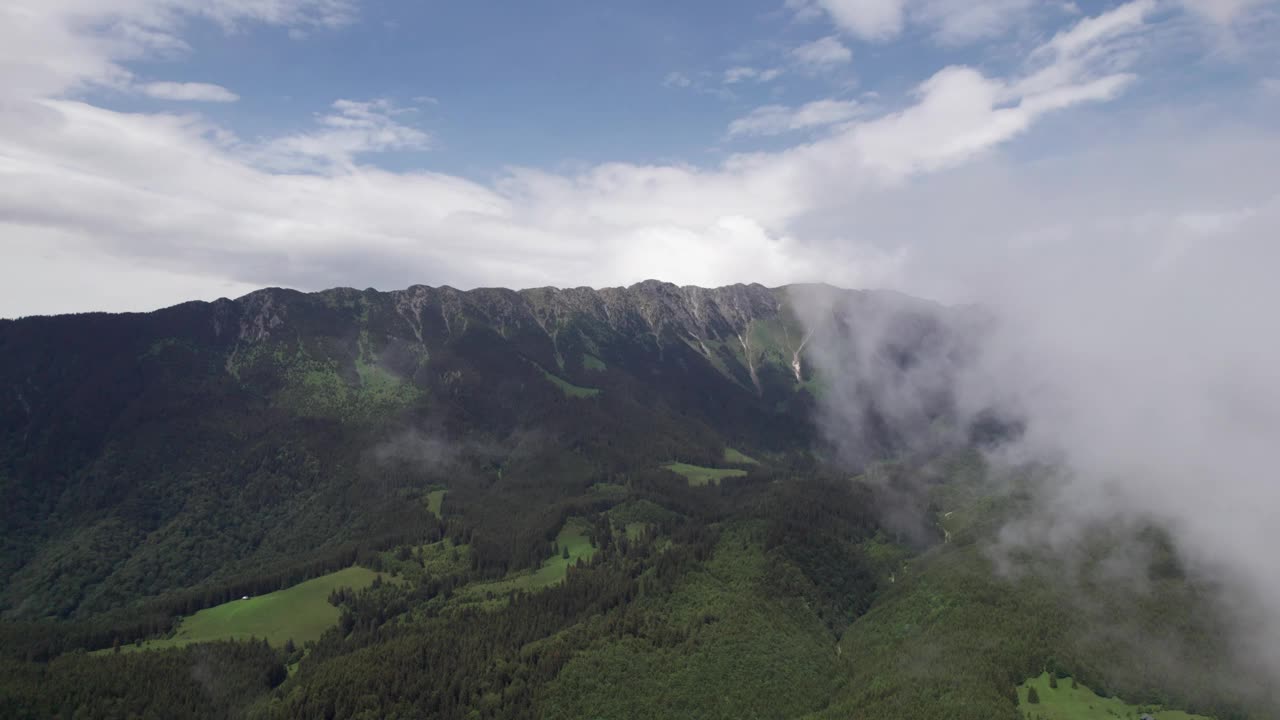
[1,0,1278,316]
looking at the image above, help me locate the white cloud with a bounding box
[728,99,862,137]
[806,0,908,41]
[0,0,1258,320]
[794,0,1148,47]
[792,0,1035,44]
[791,35,853,67]
[662,71,693,88]
[912,0,1035,45]
[724,66,784,84]
[0,234,262,317]
[1041,0,1155,58]
[251,99,429,171]
[0,0,355,100]
[139,81,239,102]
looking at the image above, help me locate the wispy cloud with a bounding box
[0,0,356,99]
[792,35,853,67]
[913,0,1036,45]
[723,66,784,84]
[1179,0,1272,25]
[252,99,430,171]
[662,71,693,88]
[139,81,239,102]
[728,99,862,137]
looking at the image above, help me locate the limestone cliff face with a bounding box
[223,281,827,393]
[215,280,969,401]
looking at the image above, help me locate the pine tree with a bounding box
[1028,687,1041,704]
[1049,674,1058,689]
[562,546,570,560]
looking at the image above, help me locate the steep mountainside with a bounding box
[1,282,1268,720]
[0,281,959,621]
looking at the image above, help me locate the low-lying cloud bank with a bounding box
[796,200,1280,691]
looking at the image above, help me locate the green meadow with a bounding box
[540,366,600,398]
[1017,672,1215,720]
[123,566,382,651]
[425,488,447,519]
[723,447,759,465]
[663,462,747,486]
[460,519,597,601]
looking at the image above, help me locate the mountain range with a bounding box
[0,282,1265,719]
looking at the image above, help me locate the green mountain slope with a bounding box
[1,282,1268,719]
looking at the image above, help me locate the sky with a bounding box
[1,0,1278,317]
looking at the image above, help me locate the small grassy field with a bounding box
[583,354,607,371]
[119,566,382,651]
[540,366,600,398]
[663,462,747,486]
[425,488,447,519]
[622,520,650,538]
[723,447,759,465]
[1017,672,1215,720]
[460,519,597,601]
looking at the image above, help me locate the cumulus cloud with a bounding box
[728,99,862,137]
[791,35,854,67]
[139,81,239,102]
[800,0,909,41]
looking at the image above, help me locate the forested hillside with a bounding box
[0,282,1269,718]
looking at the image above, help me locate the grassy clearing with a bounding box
[662,462,747,487]
[1017,672,1215,720]
[583,354,607,371]
[623,522,649,541]
[723,447,759,465]
[425,489,447,519]
[539,366,600,398]
[122,567,382,651]
[460,519,597,601]
[608,499,680,527]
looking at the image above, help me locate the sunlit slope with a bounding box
[127,567,381,650]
